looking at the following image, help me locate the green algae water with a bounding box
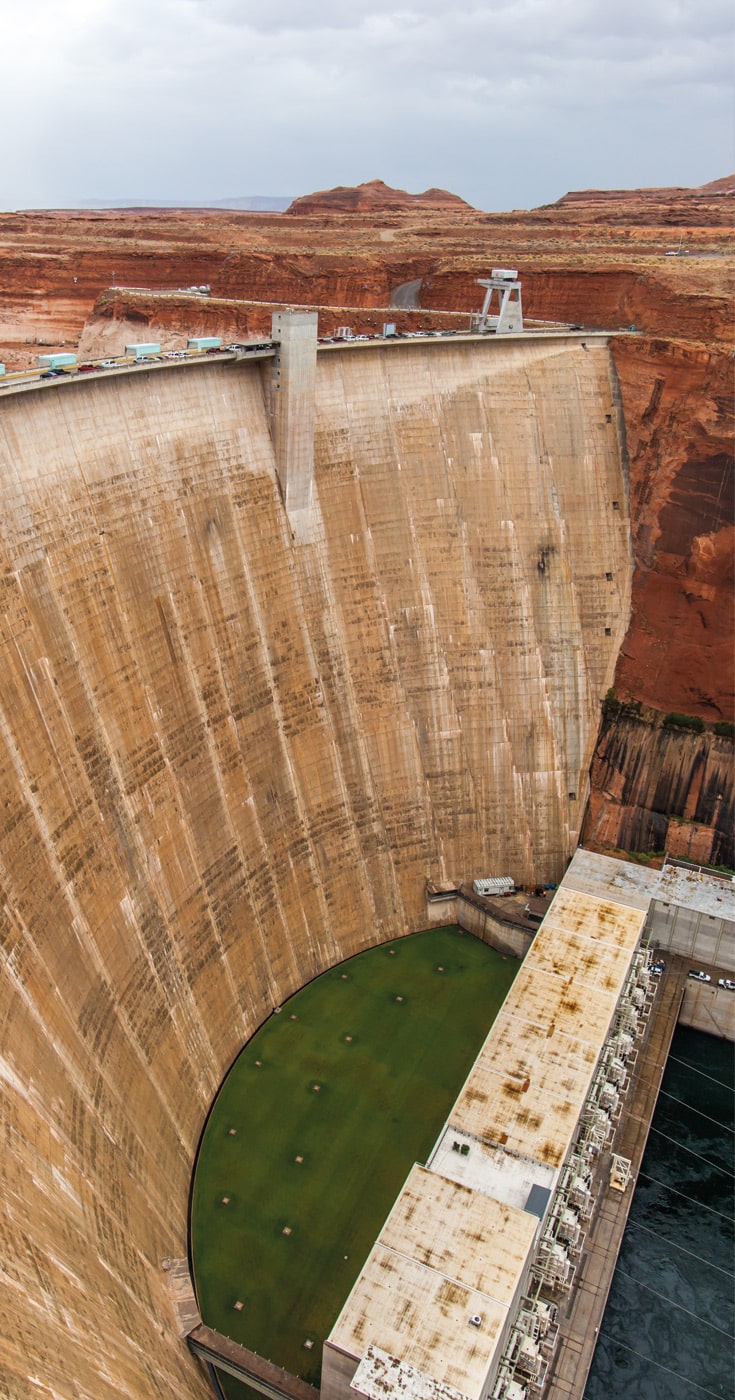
[585,1026,735,1399]
[190,926,518,1399]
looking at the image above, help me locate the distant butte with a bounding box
[553,173,735,204]
[286,178,474,215]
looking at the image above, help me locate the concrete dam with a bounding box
[0,329,631,1399]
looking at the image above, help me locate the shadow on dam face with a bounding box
[0,336,630,1398]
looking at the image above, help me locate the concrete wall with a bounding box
[679,983,735,1040]
[0,337,630,1397]
[647,898,734,971]
[456,899,534,960]
[321,1342,361,1400]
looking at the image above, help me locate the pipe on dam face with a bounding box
[0,335,631,1398]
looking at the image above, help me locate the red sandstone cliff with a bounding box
[1,184,729,366]
[581,332,733,866]
[610,337,733,719]
[585,713,734,868]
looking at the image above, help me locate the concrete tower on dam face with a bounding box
[0,331,630,1398]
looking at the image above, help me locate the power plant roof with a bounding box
[329,1166,537,1398]
[448,890,646,1168]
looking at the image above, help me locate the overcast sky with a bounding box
[1,0,732,211]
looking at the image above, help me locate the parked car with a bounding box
[688,970,711,983]
[651,961,666,977]
[717,978,735,991]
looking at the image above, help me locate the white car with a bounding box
[717,978,735,992]
[688,970,711,983]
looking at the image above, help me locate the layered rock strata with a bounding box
[586,715,734,867]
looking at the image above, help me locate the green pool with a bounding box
[190,925,517,1398]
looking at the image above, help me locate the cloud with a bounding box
[0,0,732,208]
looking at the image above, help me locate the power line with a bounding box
[600,1335,727,1399]
[658,1088,735,1135]
[630,1220,735,1279]
[637,1172,735,1224]
[614,1266,735,1340]
[647,1125,735,1178]
[620,1065,733,1117]
[667,1055,735,1092]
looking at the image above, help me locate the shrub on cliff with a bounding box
[602,689,643,720]
[662,711,705,734]
[713,721,735,740]
[602,688,621,717]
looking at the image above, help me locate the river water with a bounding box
[585,1025,734,1399]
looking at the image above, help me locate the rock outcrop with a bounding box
[286,179,474,215]
[586,713,734,867]
[553,174,735,204]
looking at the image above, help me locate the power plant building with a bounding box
[323,858,653,1400]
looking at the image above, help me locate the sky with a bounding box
[1,0,732,211]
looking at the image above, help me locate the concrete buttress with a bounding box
[271,310,318,540]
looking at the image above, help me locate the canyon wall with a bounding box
[579,334,733,860]
[586,714,734,867]
[0,337,628,1397]
[609,336,733,719]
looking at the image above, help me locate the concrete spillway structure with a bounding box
[0,333,630,1398]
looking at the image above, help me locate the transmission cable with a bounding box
[666,1055,735,1092]
[630,1219,735,1279]
[647,1125,735,1177]
[613,1266,735,1340]
[657,1088,735,1134]
[599,1335,726,1399]
[637,1171,734,1224]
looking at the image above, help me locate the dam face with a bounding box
[0,337,630,1399]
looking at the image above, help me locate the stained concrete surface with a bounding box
[0,337,630,1397]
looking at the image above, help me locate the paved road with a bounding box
[390,277,423,309]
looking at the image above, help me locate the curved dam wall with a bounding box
[0,337,630,1398]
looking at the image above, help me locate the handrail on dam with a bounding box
[0,344,277,398]
[0,328,620,400]
[187,1323,319,1400]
